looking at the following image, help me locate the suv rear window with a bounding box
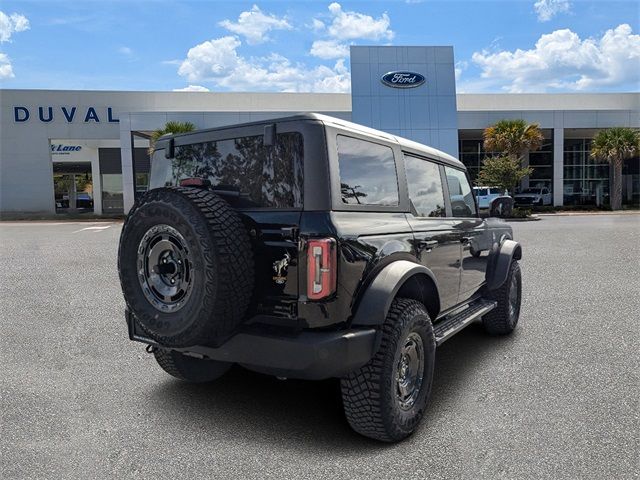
[153,133,303,209]
[337,135,399,206]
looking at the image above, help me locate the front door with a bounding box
[403,154,461,311]
[443,166,490,301]
[52,162,94,213]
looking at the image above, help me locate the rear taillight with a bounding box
[306,238,337,300]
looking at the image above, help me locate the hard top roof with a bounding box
[156,112,464,169]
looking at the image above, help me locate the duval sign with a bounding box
[13,106,119,123]
[381,71,426,88]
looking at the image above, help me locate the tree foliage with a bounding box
[590,127,640,210]
[477,156,533,195]
[483,119,544,161]
[148,121,196,155]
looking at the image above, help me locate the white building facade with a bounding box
[1,46,638,216]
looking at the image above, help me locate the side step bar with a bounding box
[433,299,497,346]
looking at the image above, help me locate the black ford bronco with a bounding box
[118,113,522,442]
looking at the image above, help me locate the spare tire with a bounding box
[118,187,254,347]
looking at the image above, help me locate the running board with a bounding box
[433,299,497,346]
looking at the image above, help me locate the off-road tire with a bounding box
[154,348,231,383]
[482,260,521,335]
[340,298,436,442]
[118,187,254,347]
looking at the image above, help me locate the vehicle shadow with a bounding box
[151,322,517,452]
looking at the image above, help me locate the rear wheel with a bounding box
[482,260,522,335]
[154,348,231,383]
[341,298,436,442]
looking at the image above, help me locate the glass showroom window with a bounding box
[460,131,553,192]
[458,137,494,184]
[563,138,610,206]
[528,131,553,192]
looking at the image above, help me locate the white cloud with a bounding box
[219,5,291,45]
[177,35,350,92]
[310,18,325,32]
[0,52,14,79]
[308,3,393,60]
[173,85,210,92]
[118,46,133,56]
[454,60,468,82]
[471,24,640,92]
[534,0,571,22]
[178,36,243,81]
[0,11,29,42]
[310,40,350,60]
[325,3,393,41]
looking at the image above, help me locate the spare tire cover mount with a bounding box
[137,224,194,313]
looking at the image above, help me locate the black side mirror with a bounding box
[489,196,514,218]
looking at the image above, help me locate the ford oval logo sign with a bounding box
[381,71,426,88]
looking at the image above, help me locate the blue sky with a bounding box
[0,0,638,92]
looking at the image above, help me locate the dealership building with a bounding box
[1,46,638,216]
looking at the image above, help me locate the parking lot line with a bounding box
[72,225,113,233]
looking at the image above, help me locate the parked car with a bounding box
[117,114,523,442]
[76,192,94,209]
[473,186,505,209]
[514,187,552,206]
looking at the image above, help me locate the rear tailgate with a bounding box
[240,211,301,321]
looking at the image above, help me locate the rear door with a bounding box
[403,154,461,311]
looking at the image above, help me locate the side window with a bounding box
[337,135,399,206]
[445,167,477,217]
[404,155,445,217]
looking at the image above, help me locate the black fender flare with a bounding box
[351,260,440,326]
[485,239,522,291]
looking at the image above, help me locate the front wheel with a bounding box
[340,298,436,442]
[153,348,232,383]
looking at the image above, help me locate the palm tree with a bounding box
[148,121,196,155]
[590,127,640,210]
[483,119,544,162]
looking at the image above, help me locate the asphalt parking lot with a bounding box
[1,214,638,479]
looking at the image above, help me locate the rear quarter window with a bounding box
[336,135,399,206]
[153,133,303,209]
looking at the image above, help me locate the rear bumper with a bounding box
[126,311,377,380]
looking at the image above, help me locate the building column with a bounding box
[91,151,103,215]
[120,114,136,214]
[553,127,564,206]
[521,152,530,190]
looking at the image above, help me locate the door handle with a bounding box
[419,240,438,252]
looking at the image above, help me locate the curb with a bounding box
[536,211,640,217]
